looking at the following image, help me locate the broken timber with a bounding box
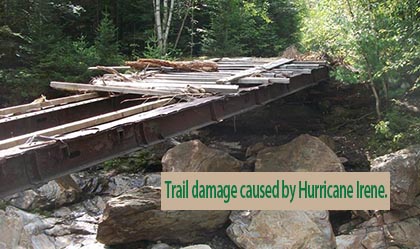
[0,57,329,197]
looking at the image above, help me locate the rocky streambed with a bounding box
[1,83,420,249]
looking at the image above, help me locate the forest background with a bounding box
[0,0,418,155]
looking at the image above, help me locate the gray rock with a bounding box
[371,145,420,209]
[0,209,29,249]
[387,217,420,247]
[102,173,145,196]
[162,140,242,172]
[337,197,420,248]
[227,210,335,249]
[335,234,364,249]
[97,187,230,245]
[318,134,336,151]
[150,242,174,249]
[145,173,162,187]
[336,229,386,249]
[4,177,80,210]
[181,245,212,249]
[255,134,345,172]
[245,142,265,158]
[31,234,56,249]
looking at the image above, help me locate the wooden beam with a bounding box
[0,96,109,124]
[216,58,294,84]
[88,66,131,70]
[0,93,99,117]
[0,98,173,150]
[236,77,289,84]
[99,81,239,93]
[51,82,175,96]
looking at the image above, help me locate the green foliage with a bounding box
[369,107,420,155]
[103,150,161,174]
[0,200,7,210]
[36,37,98,82]
[301,0,419,97]
[202,0,302,57]
[0,25,27,67]
[142,35,181,60]
[30,208,52,217]
[94,12,123,65]
[0,67,58,107]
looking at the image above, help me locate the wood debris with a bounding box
[125,59,218,72]
[50,57,327,106]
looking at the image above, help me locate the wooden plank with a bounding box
[236,77,289,84]
[147,77,289,85]
[51,81,176,96]
[216,58,294,84]
[88,66,131,70]
[293,61,327,65]
[0,93,99,117]
[99,81,239,93]
[0,96,109,124]
[0,98,173,150]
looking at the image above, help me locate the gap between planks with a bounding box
[0,98,173,151]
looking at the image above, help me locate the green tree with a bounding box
[94,12,123,65]
[301,0,419,118]
[201,0,302,57]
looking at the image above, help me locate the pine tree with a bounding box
[94,12,123,65]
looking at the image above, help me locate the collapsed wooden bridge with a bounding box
[0,58,329,197]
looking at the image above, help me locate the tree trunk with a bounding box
[174,5,189,50]
[190,0,195,57]
[154,0,163,52]
[163,0,175,53]
[162,0,168,34]
[370,83,381,119]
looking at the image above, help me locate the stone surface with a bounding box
[318,134,336,151]
[162,140,242,172]
[245,142,266,158]
[0,208,30,249]
[181,245,212,249]
[227,210,335,249]
[336,226,385,249]
[255,134,345,172]
[337,197,420,248]
[371,145,420,209]
[0,199,107,249]
[144,173,162,187]
[151,242,174,249]
[4,177,80,211]
[386,217,420,248]
[97,187,230,245]
[101,173,145,196]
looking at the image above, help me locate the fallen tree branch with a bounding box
[125,59,218,72]
[331,112,374,131]
[96,66,132,81]
[392,99,419,115]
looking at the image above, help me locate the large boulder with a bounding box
[96,187,230,245]
[162,140,242,172]
[337,196,420,249]
[255,134,345,172]
[4,175,81,210]
[0,206,56,249]
[181,245,212,249]
[227,210,335,249]
[370,145,420,209]
[335,231,385,249]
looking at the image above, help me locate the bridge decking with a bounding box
[0,58,329,197]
